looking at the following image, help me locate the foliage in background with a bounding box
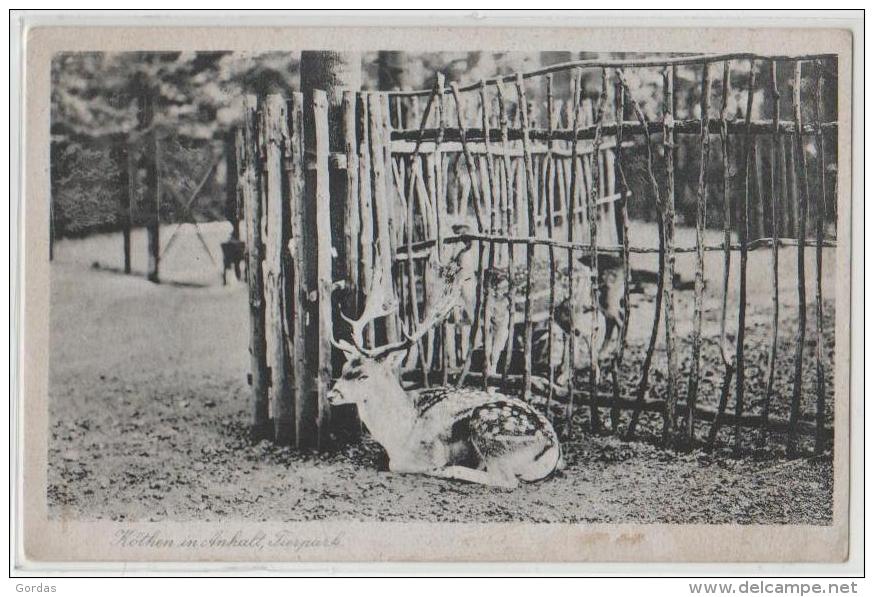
[51,51,836,239]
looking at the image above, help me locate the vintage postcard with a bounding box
[13,14,859,569]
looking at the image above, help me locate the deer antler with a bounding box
[332,262,400,359]
[332,255,462,361]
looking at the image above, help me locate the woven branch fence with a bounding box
[239,53,837,455]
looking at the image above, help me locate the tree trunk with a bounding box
[133,72,160,283]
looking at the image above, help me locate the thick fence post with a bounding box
[240,95,271,440]
[300,90,334,450]
[262,94,294,445]
[356,93,374,345]
[286,93,309,451]
[342,90,361,321]
[367,92,398,343]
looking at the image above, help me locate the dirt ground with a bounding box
[48,222,835,523]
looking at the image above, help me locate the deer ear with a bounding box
[383,350,407,372]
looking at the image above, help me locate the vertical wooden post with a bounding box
[787,61,810,457]
[240,95,270,440]
[545,74,558,416]
[450,81,487,389]
[587,69,609,434]
[780,135,791,238]
[494,81,517,391]
[357,93,374,345]
[564,68,583,437]
[708,61,735,450]
[759,60,781,450]
[813,61,827,454]
[433,74,450,385]
[478,82,499,390]
[342,90,361,320]
[753,142,767,240]
[610,75,630,433]
[734,60,756,455]
[368,92,398,343]
[262,95,294,445]
[301,90,334,450]
[788,139,799,238]
[685,62,712,446]
[661,66,679,445]
[335,90,364,441]
[616,68,664,441]
[286,93,309,450]
[514,72,537,402]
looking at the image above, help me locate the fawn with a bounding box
[446,219,626,383]
[328,263,563,489]
[555,253,626,372]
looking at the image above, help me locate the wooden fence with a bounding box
[240,53,838,455]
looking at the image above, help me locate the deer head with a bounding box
[328,260,462,412]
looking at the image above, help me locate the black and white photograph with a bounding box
[12,15,858,569]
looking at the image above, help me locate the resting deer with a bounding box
[328,265,563,489]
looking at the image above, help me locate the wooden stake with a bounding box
[368,93,399,345]
[710,61,735,449]
[356,93,375,346]
[684,62,712,446]
[611,74,632,435]
[813,61,827,454]
[240,96,270,441]
[787,61,810,457]
[342,91,361,322]
[617,69,665,440]
[479,83,500,388]
[308,90,334,449]
[495,81,518,392]
[661,66,679,446]
[286,94,307,450]
[586,68,610,434]
[759,60,781,450]
[734,60,756,455]
[262,94,294,445]
[514,72,537,402]
[564,68,583,437]
[450,82,488,388]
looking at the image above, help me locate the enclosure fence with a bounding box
[239,52,838,455]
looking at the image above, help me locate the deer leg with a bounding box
[489,317,510,376]
[598,318,618,367]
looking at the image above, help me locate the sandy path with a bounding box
[48,222,835,523]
